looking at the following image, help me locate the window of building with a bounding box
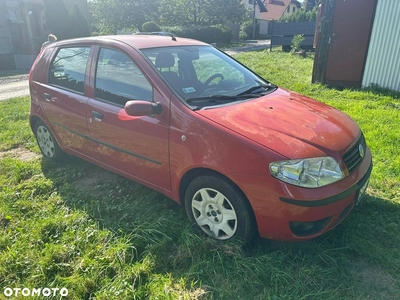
[6,1,20,19]
[49,47,90,94]
[293,7,296,13]
[7,7,19,19]
[95,48,153,106]
[287,6,290,13]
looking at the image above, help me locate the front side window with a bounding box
[95,48,153,106]
[49,47,90,94]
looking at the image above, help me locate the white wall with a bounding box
[243,0,262,18]
[0,0,14,54]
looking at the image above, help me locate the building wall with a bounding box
[0,0,14,54]
[243,0,262,18]
[0,0,90,55]
[362,0,400,92]
[0,0,47,54]
[282,3,299,16]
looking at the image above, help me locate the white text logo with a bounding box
[3,287,68,297]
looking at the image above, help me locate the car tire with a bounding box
[184,175,256,243]
[34,120,65,160]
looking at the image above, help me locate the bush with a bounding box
[162,25,232,44]
[290,34,305,53]
[141,21,160,32]
[280,7,318,22]
[240,21,253,40]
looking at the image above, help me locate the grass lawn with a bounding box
[0,51,399,299]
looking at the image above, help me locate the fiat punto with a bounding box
[29,35,372,242]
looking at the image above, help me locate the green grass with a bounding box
[0,51,399,299]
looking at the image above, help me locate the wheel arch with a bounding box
[30,116,63,150]
[29,115,42,133]
[178,167,258,232]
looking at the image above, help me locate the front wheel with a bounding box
[184,175,256,242]
[34,120,65,160]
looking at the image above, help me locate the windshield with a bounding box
[141,46,276,107]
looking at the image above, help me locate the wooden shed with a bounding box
[312,0,400,92]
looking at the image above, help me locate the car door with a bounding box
[39,46,91,154]
[85,46,171,191]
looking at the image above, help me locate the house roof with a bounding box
[259,0,302,21]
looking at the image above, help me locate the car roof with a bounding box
[54,35,209,50]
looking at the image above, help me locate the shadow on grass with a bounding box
[362,84,400,100]
[40,155,400,299]
[323,83,400,100]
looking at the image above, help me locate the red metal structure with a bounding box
[313,0,378,87]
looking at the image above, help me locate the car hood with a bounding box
[196,88,360,159]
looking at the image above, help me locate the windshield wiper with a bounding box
[237,83,277,96]
[186,93,261,104]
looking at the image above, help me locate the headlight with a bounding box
[269,157,344,188]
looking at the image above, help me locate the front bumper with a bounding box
[230,149,372,241]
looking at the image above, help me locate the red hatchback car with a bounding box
[29,35,372,242]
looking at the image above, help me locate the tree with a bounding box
[69,4,91,38]
[202,0,247,25]
[158,0,186,26]
[304,0,323,11]
[279,8,318,22]
[90,0,248,34]
[90,0,159,34]
[158,0,247,26]
[43,0,70,39]
[141,21,161,32]
[44,0,91,39]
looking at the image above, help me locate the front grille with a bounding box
[343,134,366,174]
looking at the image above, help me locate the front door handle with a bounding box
[91,111,104,120]
[44,93,51,101]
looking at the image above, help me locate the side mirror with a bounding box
[124,100,163,116]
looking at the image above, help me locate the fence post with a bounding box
[269,21,274,52]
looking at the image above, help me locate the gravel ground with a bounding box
[0,73,30,102]
[0,73,29,84]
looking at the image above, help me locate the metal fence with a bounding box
[268,21,316,51]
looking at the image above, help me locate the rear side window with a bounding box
[95,48,153,106]
[49,47,90,94]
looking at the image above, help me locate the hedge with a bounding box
[162,24,232,44]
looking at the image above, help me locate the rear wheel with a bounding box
[184,175,256,242]
[34,120,65,160]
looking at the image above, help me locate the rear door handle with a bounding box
[91,111,104,120]
[44,93,51,101]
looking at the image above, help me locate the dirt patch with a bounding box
[0,148,41,161]
[74,168,120,192]
[0,213,11,229]
[353,261,398,299]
